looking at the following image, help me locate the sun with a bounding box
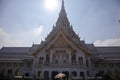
[44,0,58,11]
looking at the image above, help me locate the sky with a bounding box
[0,0,120,48]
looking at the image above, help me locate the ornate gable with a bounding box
[45,27,77,51]
[45,0,80,46]
[53,34,69,48]
[33,0,90,56]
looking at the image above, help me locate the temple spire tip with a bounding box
[59,0,66,17]
[62,0,64,7]
[56,0,70,27]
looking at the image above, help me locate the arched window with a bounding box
[63,59,66,63]
[7,69,12,75]
[71,54,76,63]
[94,62,99,68]
[86,59,89,66]
[79,57,83,65]
[39,57,43,64]
[55,59,58,64]
[44,71,49,79]
[45,54,50,64]
[37,71,41,77]
[72,71,77,77]
[80,72,84,77]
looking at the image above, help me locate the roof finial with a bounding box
[56,0,70,27]
[62,0,64,9]
[59,0,66,17]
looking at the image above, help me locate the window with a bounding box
[72,71,77,77]
[44,71,49,79]
[63,59,66,63]
[80,72,84,77]
[39,57,44,64]
[86,59,89,67]
[94,62,99,68]
[98,71,103,77]
[26,62,32,68]
[37,71,41,77]
[71,54,76,63]
[45,54,50,64]
[25,73,30,77]
[55,59,58,64]
[7,69,12,74]
[87,71,89,76]
[78,57,83,65]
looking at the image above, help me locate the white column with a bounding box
[77,71,79,78]
[76,52,79,65]
[50,50,53,63]
[68,50,71,64]
[49,71,51,80]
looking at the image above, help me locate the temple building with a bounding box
[0,0,120,80]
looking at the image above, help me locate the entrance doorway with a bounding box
[51,71,58,80]
[62,71,69,80]
[44,71,49,80]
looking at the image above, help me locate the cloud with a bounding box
[0,25,44,48]
[0,28,9,42]
[21,25,43,38]
[0,28,25,48]
[94,38,120,46]
[33,25,43,37]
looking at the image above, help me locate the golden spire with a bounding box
[56,0,69,27]
[59,0,67,17]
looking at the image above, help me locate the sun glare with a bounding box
[44,0,58,11]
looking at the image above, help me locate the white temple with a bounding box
[0,0,120,80]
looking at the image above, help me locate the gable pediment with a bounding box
[45,29,77,51]
[33,27,90,56]
[53,34,69,48]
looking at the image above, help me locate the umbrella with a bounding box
[55,73,65,79]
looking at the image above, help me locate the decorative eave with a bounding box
[45,27,77,51]
[32,42,46,57]
[46,27,90,56]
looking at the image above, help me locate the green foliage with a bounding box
[102,73,113,80]
[102,69,120,80]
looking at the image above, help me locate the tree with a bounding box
[102,69,113,80]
